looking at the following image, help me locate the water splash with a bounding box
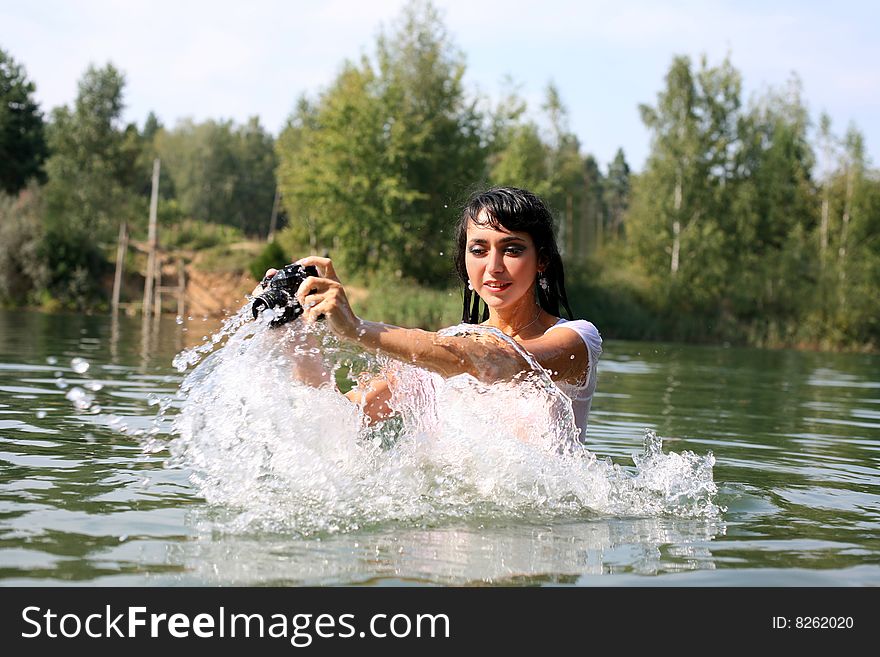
[172,305,255,373]
[65,386,95,411]
[70,357,90,374]
[158,314,722,535]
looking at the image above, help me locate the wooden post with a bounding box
[177,260,186,319]
[267,186,280,242]
[111,221,128,317]
[153,255,163,319]
[142,158,160,317]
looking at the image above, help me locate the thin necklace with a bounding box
[506,309,542,337]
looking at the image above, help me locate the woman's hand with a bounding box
[294,256,361,340]
[253,267,278,296]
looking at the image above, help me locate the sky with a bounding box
[2,0,878,172]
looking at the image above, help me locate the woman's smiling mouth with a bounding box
[483,281,512,291]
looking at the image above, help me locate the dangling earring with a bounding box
[467,281,473,291]
[538,274,549,291]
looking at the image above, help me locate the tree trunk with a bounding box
[111,221,128,317]
[671,174,682,274]
[142,159,160,318]
[267,187,280,242]
[820,194,829,255]
[838,164,853,280]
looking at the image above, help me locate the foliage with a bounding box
[154,117,277,236]
[44,64,146,240]
[38,63,149,307]
[249,240,289,282]
[487,82,607,263]
[160,219,244,251]
[604,148,631,240]
[1,19,879,351]
[0,48,47,193]
[350,277,461,330]
[0,184,48,304]
[276,0,483,285]
[192,242,264,274]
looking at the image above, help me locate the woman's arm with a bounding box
[256,269,333,388]
[351,322,528,382]
[344,374,394,425]
[294,256,530,383]
[520,329,590,385]
[289,256,589,386]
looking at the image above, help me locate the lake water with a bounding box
[0,308,878,586]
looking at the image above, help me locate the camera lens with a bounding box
[250,263,316,327]
[252,288,294,320]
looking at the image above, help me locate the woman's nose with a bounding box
[488,249,505,273]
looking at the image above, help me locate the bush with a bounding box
[193,242,264,273]
[38,226,109,310]
[566,257,664,341]
[160,218,245,251]
[0,185,49,305]
[350,276,461,330]
[249,240,289,282]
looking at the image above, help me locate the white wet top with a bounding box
[544,318,602,441]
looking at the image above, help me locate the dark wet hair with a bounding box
[454,186,574,324]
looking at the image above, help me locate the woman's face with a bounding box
[465,212,541,313]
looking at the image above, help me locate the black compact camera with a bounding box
[251,263,319,327]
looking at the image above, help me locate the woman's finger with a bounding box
[305,299,332,324]
[301,291,324,311]
[296,256,339,283]
[296,276,334,305]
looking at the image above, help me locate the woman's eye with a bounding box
[505,247,524,255]
[468,248,486,256]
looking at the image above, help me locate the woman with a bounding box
[267,187,601,441]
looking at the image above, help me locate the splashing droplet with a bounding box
[66,386,95,410]
[71,357,90,374]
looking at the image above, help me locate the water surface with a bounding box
[0,309,877,585]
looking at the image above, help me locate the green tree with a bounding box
[41,63,146,306]
[0,48,47,194]
[488,121,551,196]
[578,153,606,257]
[277,63,391,273]
[0,183,48,304]
[728,77,818,341]
[541,84,597,261]
[232,117,277,236]
[604,148,631,240]
[44,63,144,239]
[156,117,276,235]
[824,125,878,344]
[488,83,602,262]
[276,0,484,285]
[629,55,742,327]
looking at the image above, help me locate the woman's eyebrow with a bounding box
[467,236,526,244]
